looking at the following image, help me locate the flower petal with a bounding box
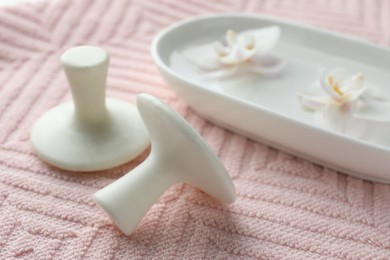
[237,34,257,61]
[219,45,242,65]
[338,72,366,101]
[205,66,238,79]
[225,30,237,46]
[327,68,350,85]
[298,94,328,110]
[240,26,280,56]
[353,99,390,121]
[316,103,366,136]
[298,82,330,110]
[361,84,389,102]
[214,42,231,57]
[350,73,364,90]
[318,67,342,100]
[347,85,367,102]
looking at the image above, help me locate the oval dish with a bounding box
[151,14,390,183]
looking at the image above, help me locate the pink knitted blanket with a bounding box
[1,0,390,258]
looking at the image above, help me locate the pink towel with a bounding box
[1,0,390,258]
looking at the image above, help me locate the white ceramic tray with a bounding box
[151,14,390,183]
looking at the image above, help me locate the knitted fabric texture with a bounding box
[1,0,390,259]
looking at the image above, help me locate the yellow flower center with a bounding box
[328,76,343,96]
[217,50,228,57]
[246,42,254,50]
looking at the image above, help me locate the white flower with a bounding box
[183,26,285,78]
[299,67,390,135]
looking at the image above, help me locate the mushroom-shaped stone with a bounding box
[30,46,150,171]
[93,93,236,235]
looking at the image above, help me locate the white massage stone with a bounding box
[93,93,236,236]
[31,46,150,171]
